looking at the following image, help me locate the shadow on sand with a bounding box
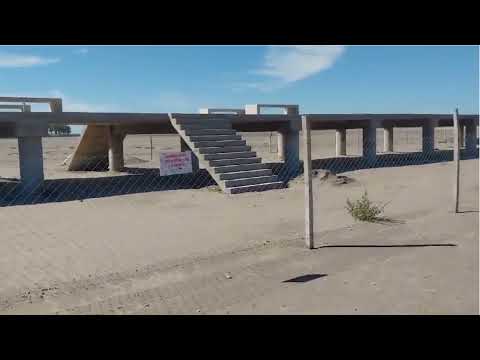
[315,243,457,249]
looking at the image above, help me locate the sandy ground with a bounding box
[0,130,478,314]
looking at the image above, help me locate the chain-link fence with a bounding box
[309,125,479,248]
[0,119,478,314]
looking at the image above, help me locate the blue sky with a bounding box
[0,45,478,133]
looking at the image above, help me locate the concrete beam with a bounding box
[335,128,347,156]
[245,104,300,115]
[383,126,394,152]
[0,96,62,112]
[199,108,245,114]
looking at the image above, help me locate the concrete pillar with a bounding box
[284,128,300,178]
[383,127,394,152]
[465,123,478,154]
[18,136,44,188]
[107,126,124,172]
[180,137,199,173]
[335,128,347,156]
[277,131,286,161]
[422,120,435,154]
[362,123,377,165]
[459,125,465,148]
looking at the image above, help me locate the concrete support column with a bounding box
[335,128,347,156]
[465,123,478,154]
[383,126,394,152]
[107,126,124,172]
[18,136,44,188]
[362,123,377,165]
[180,137,199,173]
[285,129,300,178]
[277,131,286,161]
[422,120,435,154]
[459,125,465,148]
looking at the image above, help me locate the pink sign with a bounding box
[159,151,193,176]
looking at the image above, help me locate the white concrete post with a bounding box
[383,127,394,152]
[302,115,314,249]
[335,128,347,156]
[362,123,377,165]
[277,131,286,161]
[459,125,465,148]
[465,123,477,154]
[17,105,45,189]
[422,120,435,154]
[107,126,124,172]
[18,136,44,187]
[453,109,460,213]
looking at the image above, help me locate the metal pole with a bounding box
[302,115,314,249]
[453,108,460,213]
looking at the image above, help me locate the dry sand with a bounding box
[0,129,478,314]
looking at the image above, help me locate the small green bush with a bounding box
[346,191,387,222]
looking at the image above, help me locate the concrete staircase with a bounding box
[170,115,285,194]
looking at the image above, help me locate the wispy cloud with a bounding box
[236,45,346,92]
[48,90,117,112]
[0,52,60,68]
[256,45,346,83]
[73,47,89,55]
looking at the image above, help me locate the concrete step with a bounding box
[218,168,272,181]
[184,129,236,136]
[226,181,285,194]
[203,151,256,161]
[189,135,241,142]
[213,163,270,174]
[224,175,278,188]
[209,157,262,167]
[193,140,246,148]
[180,122,232,130]
[198,145,251,154]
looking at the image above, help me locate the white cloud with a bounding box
[255,45,346,84]
[48,90,117,112]
[0,52,60,68]
[73,47,89,55]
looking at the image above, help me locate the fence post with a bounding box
[302,115,314,249]
[453,108,460,213]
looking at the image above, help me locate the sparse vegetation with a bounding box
[346,191,388,222]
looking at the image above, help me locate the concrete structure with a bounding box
[363,121,378,165]
[199,108,245,114]
[383,126,394,152]
[335,128,347,156]
[422,120,436,154]
[170,115,284,194]
[244,104,300,166]
[465,122,478,154]
[0,97,478,194]
[0,98,57,188]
